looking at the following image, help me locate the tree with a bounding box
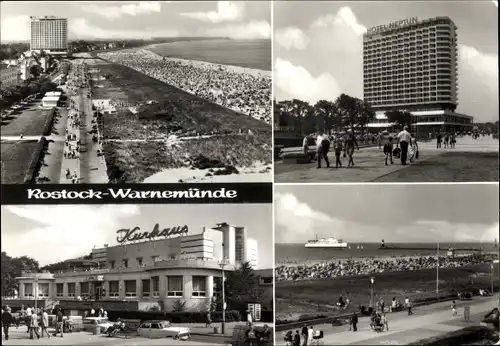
[356,100,376,134]
[335,93,359,131]
[385,110,413,130]
[314,100,339,134]
[215,262,263,314]
[30,65,43,79]
[39,80,58,97]
[291,99,313,135]
[1,252,40,297]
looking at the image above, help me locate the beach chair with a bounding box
[311,330,324,345]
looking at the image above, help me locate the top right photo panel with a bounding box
[273,1,498,183]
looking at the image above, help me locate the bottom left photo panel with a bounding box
[1,203,274,345]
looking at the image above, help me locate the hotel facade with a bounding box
[363,17,473,134]
[13,223,267,313]
[30,16,68,56]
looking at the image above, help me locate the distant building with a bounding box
[30,16,68,56]
[363,17,473,133]
[0,64,22,88]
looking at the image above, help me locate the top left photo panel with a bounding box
[0,1,272,184]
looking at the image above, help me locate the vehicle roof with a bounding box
[140,320,171,323]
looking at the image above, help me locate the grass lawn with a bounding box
[275,263,497,321]
[0,140,39,183]
[1,104,51,136]
[103,133,271,183]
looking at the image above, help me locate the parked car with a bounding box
[137,320,190,339]
[82,317,114,333]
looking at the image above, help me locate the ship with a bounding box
[305,235,348,248]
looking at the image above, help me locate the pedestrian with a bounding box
[40,308,50,338]
[451,300,457,316]
[247,310,253,324]
[345,130,359,168]
[316,133,330,169]
[380,298,385,313]
[25,305,32,332]
[444,133,449,149]
[205,311,212,328]
[293,330,301,346]
[302,135,309,156]
[397,126,412,165]
[307,326,313,345]
[29,310,40,339]
[437,133,442,148]
[350,312,358,332]
[384,137,394,165]
[450,133,456,148]
[54,308,64,337]
[301,324,308,346]
[2,307,13,340]
[409,135,419,163]
[382,313,388,331]
[406,297,413,315]
[334,136,343,168]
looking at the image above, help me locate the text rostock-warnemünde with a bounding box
[27,188,238,200]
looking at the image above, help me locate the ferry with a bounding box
[305,235,348,248]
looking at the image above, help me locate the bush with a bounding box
[24,137,48,183]
[105,310,241,324]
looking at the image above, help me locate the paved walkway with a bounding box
[275,136,498,183]
[276,296,498,345]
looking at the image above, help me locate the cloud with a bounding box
[275,27,310,50]
[415,220,500,243]
[70,18,178,39]
[81,2,162,19]
[459,44,498,93]
[203,20,271,40]
[0,15,31,42]
[275,192,347,243]
[181,1,245,23]
[1,205,140,266]
[274,58,341,104]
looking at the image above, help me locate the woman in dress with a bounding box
[344,130,359,168]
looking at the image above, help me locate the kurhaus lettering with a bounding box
[367,17,418,35]
[116,224,189,244]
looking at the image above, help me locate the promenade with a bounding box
[276,296,498,345]
[275,136,498,182]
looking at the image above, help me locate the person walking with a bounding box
[303,136,309,156]
[2,307,13,340]
[382,313,389,331]
[54,308,64,338]
[25,305,32,333]
[406,298,413,315]
[29,311,40,339]
[301,324,308,346]
[293,330,301,346]
[451,301,458,316]
[350,312,358,332]
[345,130,359,168]
[40,308,50,338]
[397,126,412,165]
[334,136,343,168]
[205,311,212,328]
[316,133,330,169]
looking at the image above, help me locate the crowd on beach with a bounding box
[98,49,271,124]
[275,254,490,281]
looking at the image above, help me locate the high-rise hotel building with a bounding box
[363,17,473,134]
[30,16,68,56]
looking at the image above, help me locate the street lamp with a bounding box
[218,258,229,335]
[34,277,39,313]
[370,277,375,309]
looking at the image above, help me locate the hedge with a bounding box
[24,137,48,183]
[105,310,242,324]
[42,107,56,136]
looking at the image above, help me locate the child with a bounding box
[383,137,394,166]
[334,137,343,168]
[451,301,457,316]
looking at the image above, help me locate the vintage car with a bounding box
[82,317,114,333]
[137,320,190,339]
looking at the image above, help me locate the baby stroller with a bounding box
[310,330,324,345]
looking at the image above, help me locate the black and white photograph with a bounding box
[0,1,272,184]
[1,203,274,345]
[274,184,500,345]
[273,1,498,183]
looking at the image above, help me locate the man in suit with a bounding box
[301,324,309,345]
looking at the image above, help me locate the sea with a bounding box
[147,39,271,71]
[276,242,498,263]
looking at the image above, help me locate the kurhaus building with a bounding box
[363,16,473,134]
[14,223,265,313]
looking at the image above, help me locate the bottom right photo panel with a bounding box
[274,184,500,346]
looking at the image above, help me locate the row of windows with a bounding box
[109,256,161,269]
[26,276,214,299]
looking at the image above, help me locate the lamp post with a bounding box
[370,277,375,309]
[218,258,229,335]
[436,241,439,301]
[34,277,39,313]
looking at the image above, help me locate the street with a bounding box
[276,296,499,345]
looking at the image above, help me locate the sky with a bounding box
[275,184,499,244]
[274,1,499,123]
[1,204,273,269]
[0,1,271,41]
